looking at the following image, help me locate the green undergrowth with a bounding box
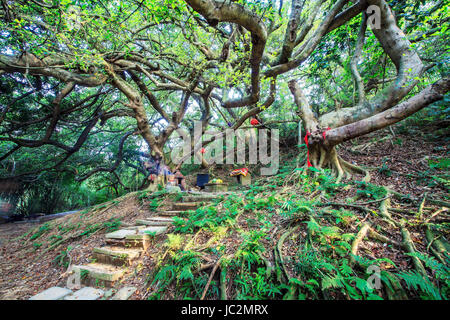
[146,161,449,300]
[13,160,449,300]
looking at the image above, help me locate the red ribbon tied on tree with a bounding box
[200,147,206,154]
[322,127,331,140]
[304,131,312,167]
[250,118,259,126]
[304,128,332,168]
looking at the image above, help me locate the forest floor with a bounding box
[0,121,448,300]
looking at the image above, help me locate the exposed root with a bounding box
[379,190,399,228]
[424,208,448,224]
[339,156,370,182]
[350,223,371,265]
[367,228,402,247]
[401,227,427,277]
[418,192,428,219]
[200,258,221,300]
[388,189,450,208]
[320,202,373,214]
[425,227,447,264]
[258,251,274,279]
[384,270,409,300]
[300,146,371,183]
[220,266,227,300]
[275,227,299,283]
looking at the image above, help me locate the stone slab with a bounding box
[173,202,201,207]
[158,211,184,216]
[138,226,167,235]
[148,217,174,221]
[103,289,116,299]
[93,246,141,259]
[111,287,137,300]
[72,263,125,282]
[64,287,104,300]
[105,229,137,239]
[135,218,173,226]
[29,287,73,300]
[183,196,218,202]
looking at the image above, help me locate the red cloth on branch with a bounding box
[250,118,259,126]
[304,131,312,168]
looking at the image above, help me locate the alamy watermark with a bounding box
[170,121,279,176]
[367,265,382,290]
[367,5,381,30]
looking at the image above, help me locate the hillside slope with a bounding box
[0,124,448,300]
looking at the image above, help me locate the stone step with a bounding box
[105,236,149,249]
[64,287,104,300]
[29,287,73,300]
[172,202,205,211]
[182,195,218,202]
[187,191,232,196]
[135,217,173,226]
[111,286,137,300]
[105,229,138,240]
[158,210,185,216]
[72,263,126,286]
[120,227,166,249]
[137,225,168,236]
[92,246,142,266]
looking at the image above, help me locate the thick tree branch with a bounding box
[325,78,449,146]
[319,0,424,128]
[185,0,267,109]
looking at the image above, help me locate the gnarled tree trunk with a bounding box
[290,78,449,183]
[288,0,449,182]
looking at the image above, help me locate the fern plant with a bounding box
[395,252,449,300]
[354,181,387,200]
[149,249,203,299]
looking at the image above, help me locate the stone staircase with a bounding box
[28,192,220,300]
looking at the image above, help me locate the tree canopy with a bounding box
[0,0,449,212]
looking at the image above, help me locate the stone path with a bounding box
[29,192,220,300]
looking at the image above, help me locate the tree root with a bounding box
[200,258,221,300]
[350,223,371,266]
[423,208,448,224]
[379,192,399,228]
[384,270,409,300]
[388,189,450,208]
[425,227,447,264]
[401,227,427,277]
[220,266,227,300]
[273,247,283,283]
[258,251,274,279]
[339,156,370,183]
[388,207,419,215]
[418,192,428,219]
[355,196,390,205]
[367,228,402,247]
[351,223,403,265]
[299,146,370,183]
[319,202,373,214]
[275,229,294,283]
[377,188,431,277]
